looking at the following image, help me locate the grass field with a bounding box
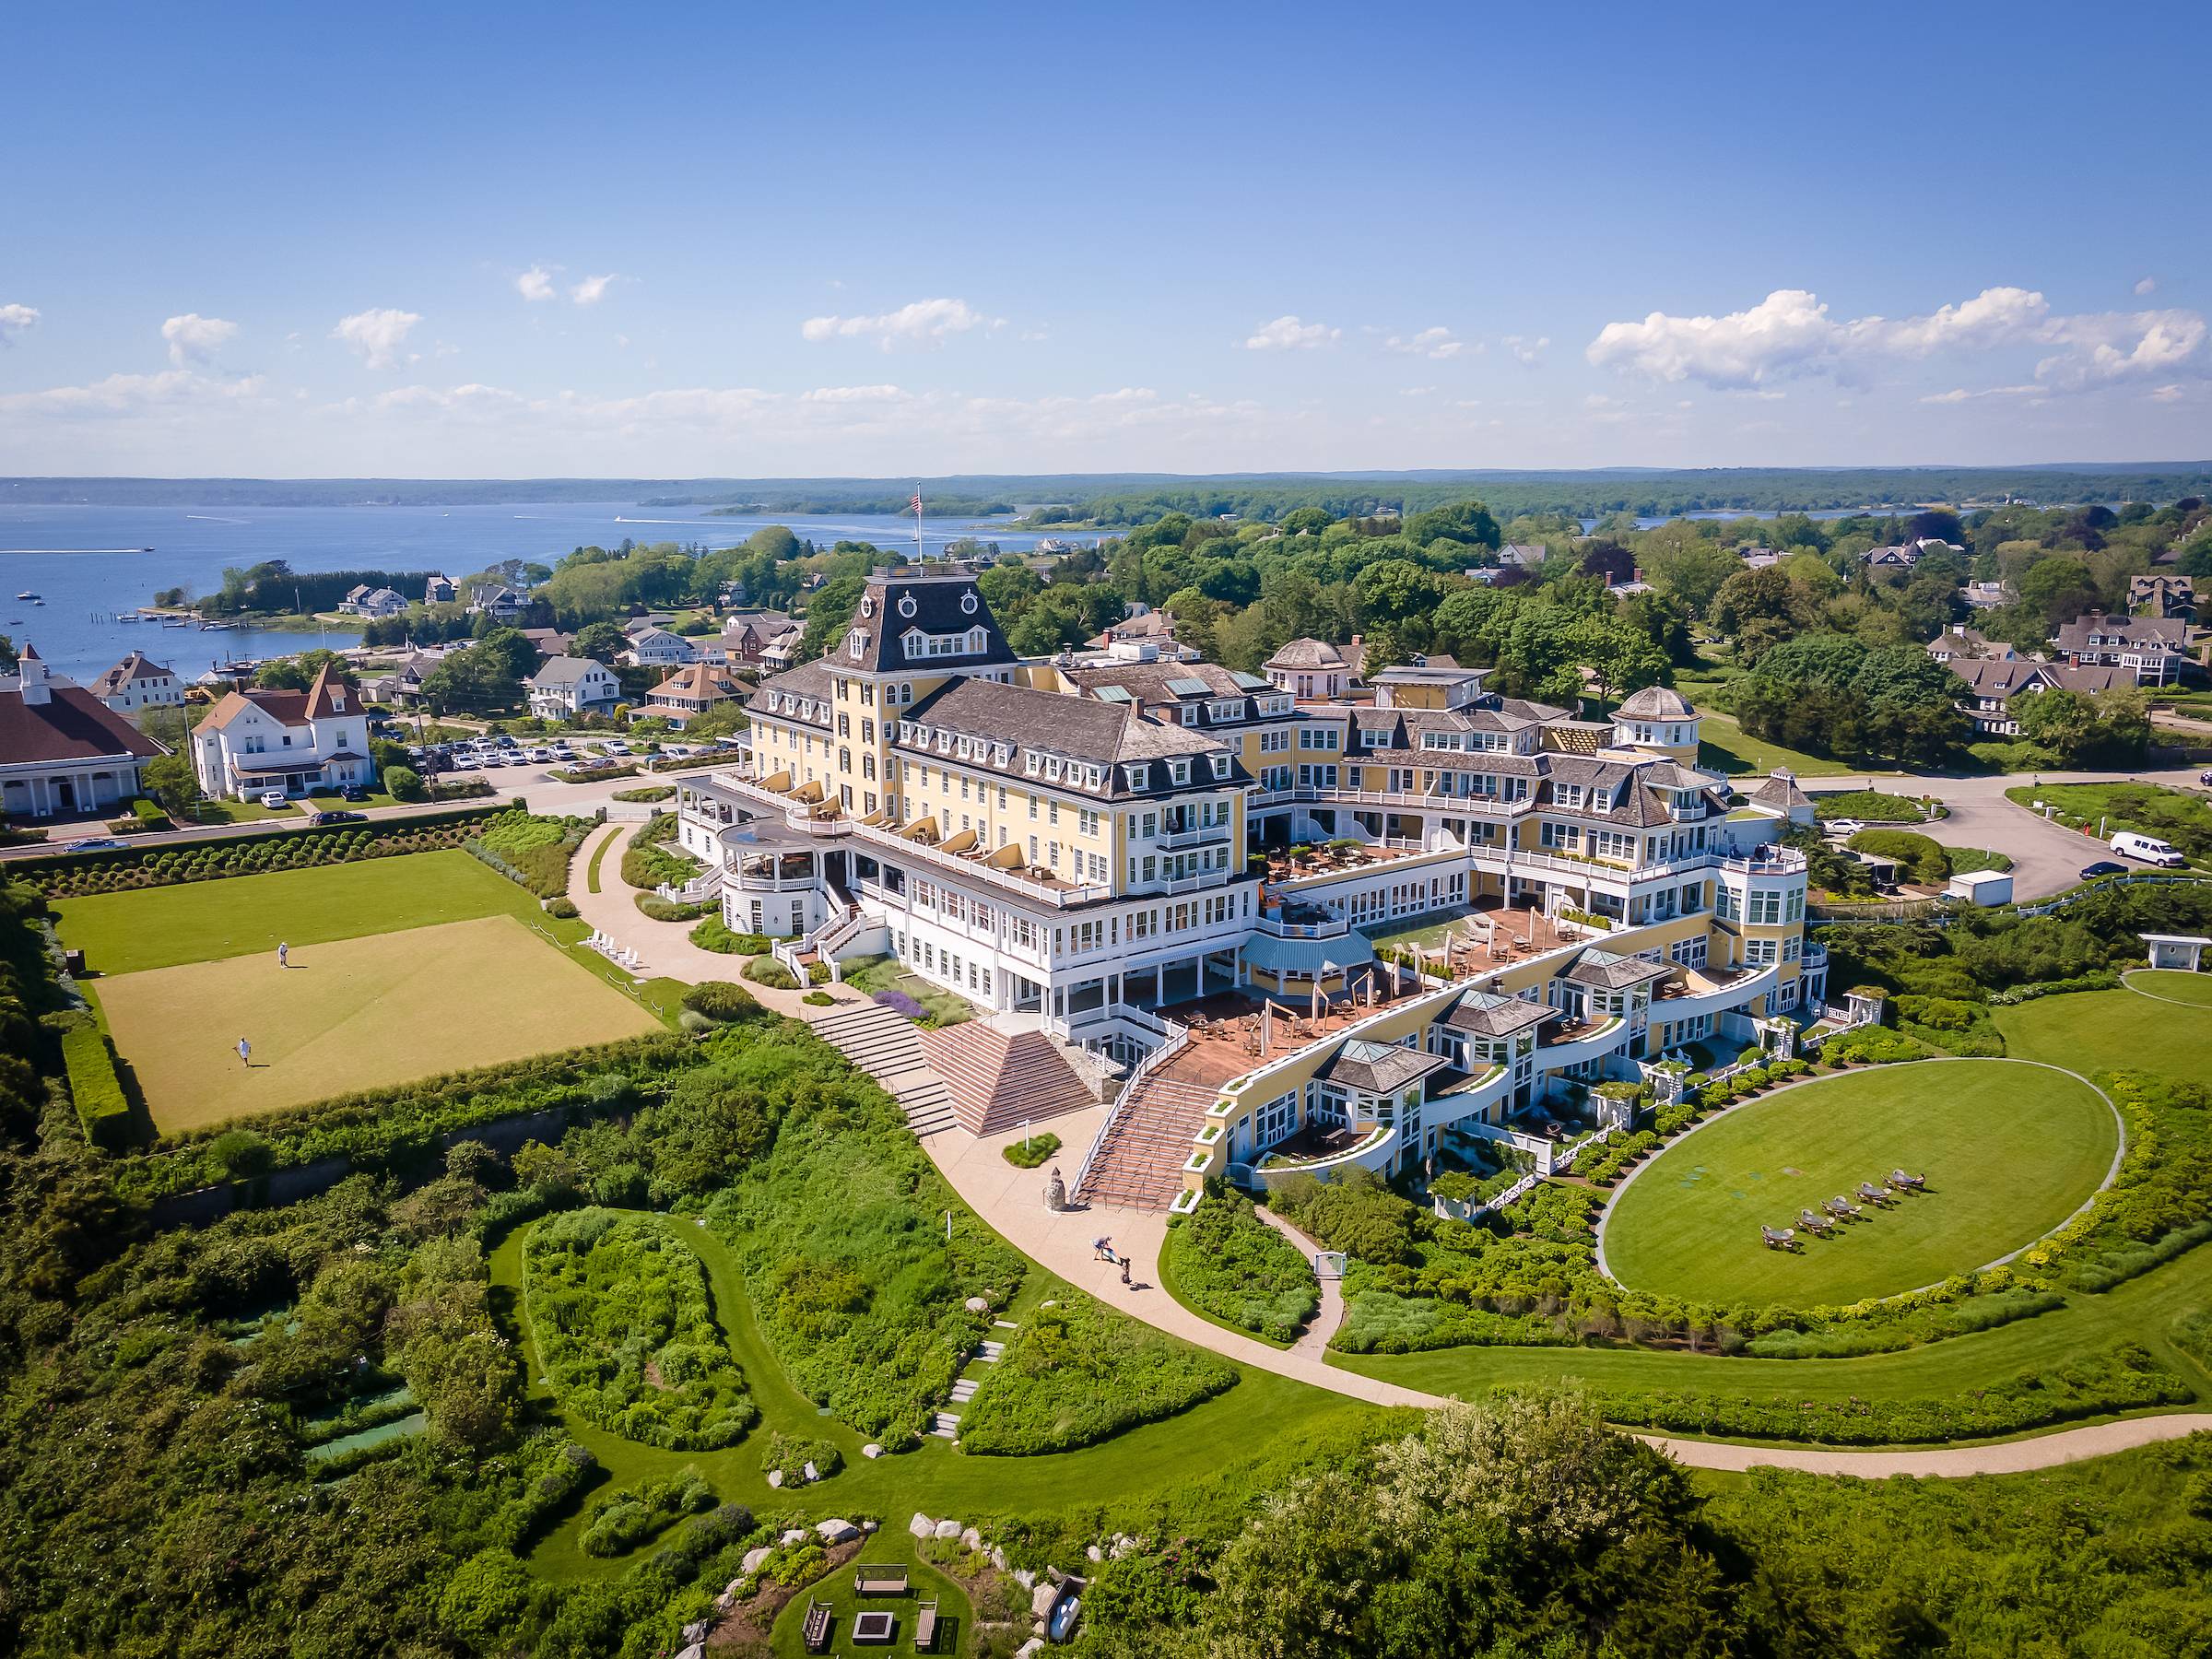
[53,849,535,973]
[90,914,661,1133]
[1600,1061,2119,1308]
[2124,969,2212,1006]
[1694,712,1870,780]
[1994,984,2212,1076]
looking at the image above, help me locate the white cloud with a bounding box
[1919,384,2041,405]
[801,384,910,403]
[1502,334,1548,365]
[570,273,618,306]
[1383,325,1465,359]
[800,297,1001,349]
[1400,385,1438,397]
[516,265,558,302]
[1589,285,2209,391]
[0,369,268,418]
[2136,276,2158,296]
[161,312,239,367]
[1242,315,1339,351]
[333,308,422,369]
[2149,383,2186,404]
[0,303,39,346]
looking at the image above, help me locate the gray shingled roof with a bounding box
[834,572,1018,674]
[897,677,1237,797]
[1439,989,1556,1038]
[1562,947,1675,992]
[1312,1039,1451,1095]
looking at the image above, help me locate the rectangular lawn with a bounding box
[91,913,661,1134]
[53,849,534,974]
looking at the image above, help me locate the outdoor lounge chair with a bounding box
[1759,1224,1794,1250]
[1825,1195,1862,1220]
[802,1601,833,1654]
[915,1600,939,1652]
[1798,1207,1833,1235]
[1857,1181,1892,1206]
[1889,1169,1927,1191]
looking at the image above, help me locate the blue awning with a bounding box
[1239,931,1376,980]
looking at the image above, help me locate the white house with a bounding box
[526,656,623,720]
[468,583,526,622]
[192,665,376,800]
[625,625,700,667]
[425,574,458,605]
[340,584,408,618]
[0,645,167,819]
[87,652,185,718]
[644,663,746,727]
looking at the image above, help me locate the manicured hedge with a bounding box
[620,814,700,891]
[11,804,509,898]
[524,1208,756,1451]
[690,917,771,956]
[743,958,798,990]
[957,1289,1237,1453]
[465,809,594,898]
[1594,1342,2192,1444]
[579,1466,716,1557]
[1162,1188,1318,1343]
[62,1024,133,1150]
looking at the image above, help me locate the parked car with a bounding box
[309,809,364,825]
[65,836,130,853]
[2111,831,2186,868]
[603,739,632,756]
[1822,818,1865,840]
[2079,860,2126,880]
[259,790,288,809]
[525,747,554,763]
[340,784,368,803]
[447,755,477,771]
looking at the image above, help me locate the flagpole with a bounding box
[913,483,924,566]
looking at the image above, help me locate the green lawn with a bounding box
[1995,984,2212,1076]
[1600,1061,2119,1308]
[1359,904,1488,956]
[491,1215,1382,1586]
[2002,782,2212,865]
[1695,713,1867,780]
[766,1529,975,1658]
[2124,969,2212,1006]
[53,848,535,973]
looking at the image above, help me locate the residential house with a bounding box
[2053,611,2189,687]
[424,574,458,605]
[1737,547,1783,571]
[1497,543,1550,572]
[2129,574,2195,622]
[1962,580,2011,609]
[1945,656,2133,735]
[645,663,746,727]
[1924,625,2014,665]
[526,656,623,721]
[191,665,376,799]
[0,645,167,819]
[87,651,185,718]
[519,627,574,661]
[359,650,440,708]
[467,583,525,622]
[720,610,795,667]
[1085,607,1195,660]
[340,584,408,618]
[1264,636,1366,700]
[1863,537,1964,571]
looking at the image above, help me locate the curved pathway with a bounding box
[2121,968,2212,1009]
[1251,1202,1347,1360]
[920,1103,2212,1476]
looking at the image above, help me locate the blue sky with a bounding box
[4,0,2208,477]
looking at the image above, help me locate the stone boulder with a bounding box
[861,1442,884,1460]
[910,1512,935,1540]
[765,1469,783,1488]
[934,1518,963,1541]
[964,1295,991,1312]
[1086,1543,1102,1563]
[780,1528,808,1547]
[817,1518,861,1544]
[960,1525,982,1550]
[742,1546,773,1575]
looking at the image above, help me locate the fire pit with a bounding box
[853,1610,897,1644]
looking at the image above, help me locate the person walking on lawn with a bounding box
[237,1036,252,1067]
[277,941,289,969]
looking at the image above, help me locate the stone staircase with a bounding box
[810,1004,956,1137]
[929,1411,961,1439]
[1076,1074,1218,1212]
[919,1018,1099,1136]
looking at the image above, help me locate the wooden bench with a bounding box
[915,1599,939,1652]
[853,1562,909,1596]
[801,1600,833,1654]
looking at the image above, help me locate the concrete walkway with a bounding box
[1252,1202,1347,1360]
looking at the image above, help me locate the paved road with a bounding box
[1802,764,2210,900]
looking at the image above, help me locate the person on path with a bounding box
[1121,1253,1133,1287]
[237,1036,252,1067]
[1094,1236,1112,1262]
[277,941,288,969]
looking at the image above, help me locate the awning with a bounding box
[902,816,940,843]
[790,780,825,804]
[940,829,978,854]
[1239,931,1376,980]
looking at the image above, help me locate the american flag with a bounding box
[911,486,923,516]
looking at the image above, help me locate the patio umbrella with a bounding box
[1260,999,1273,1053]
[1313,960,1335,1019]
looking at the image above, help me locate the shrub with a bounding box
[545,897,579,920]
[872,988,925,1020]
[1162,1188,1319,1343]
[62,1025,132,1150]
[681,982,754,1022]
[806,960,831,986]
[523,1209,757,1451]
[1848,828,1951,885]
[743,959,798,991]
[383,765,425,802]
[1001,1132,1061,1169]
[757,1431,842,1486]
[958,1290,1236,1453]
[579,1466,716,1557]
[620,814,700,890]
[802,991,835,1006]
[636,894,708,923]
[467,809,592,899]
[689,916,771,956]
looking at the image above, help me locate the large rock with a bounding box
[861,1442,884,1460]
[802,1461,819,1483]
[742,1547,773,1575]
[909,1512,935,1540]
[765,1468,783,1488]
[964,1295,991,1312]
[1086,1544,1103,1563]
[780,1528,808,1547]
[960,1526,982,1550]
[861,1519,880,1533]
[1017,1642,1046,1659]
[934,1518,963,1541]
[1013,1568,1036,1589]
[817,1518,860,1544]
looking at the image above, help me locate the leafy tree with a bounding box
[383,765,424,802]
[1403,499,1501,551]
[573,619,627,664]
[796,572,865,663]
[1278,505,1334,535]
[1641,531,1743,616]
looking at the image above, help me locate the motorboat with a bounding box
[15,591,38,601]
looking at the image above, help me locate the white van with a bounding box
[2111,831,2185,868]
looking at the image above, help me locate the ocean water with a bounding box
[0,502,1085,681]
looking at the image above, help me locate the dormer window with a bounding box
[960,591,978,615]
[1171,760,1189,785]
[332,692,346,712]
[859,595,875,618]
[1124,763,1147,791]
[898,594,917,618]
[1210,754,1230,778]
